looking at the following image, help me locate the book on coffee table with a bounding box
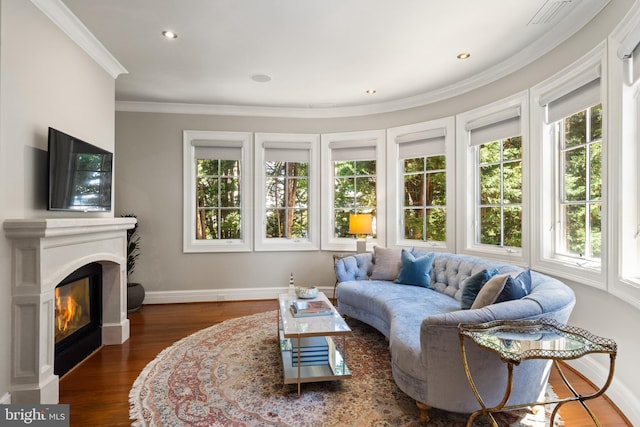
[290,336,329,366]
[290,300,333,317]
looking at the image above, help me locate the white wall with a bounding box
[114,1,640,423]
[0,0,115,403]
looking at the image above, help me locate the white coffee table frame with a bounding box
[278,292,352,395]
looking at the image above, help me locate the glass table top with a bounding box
[458,318,617,364]
[279,292,352,338]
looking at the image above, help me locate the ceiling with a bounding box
[61,0,609,115]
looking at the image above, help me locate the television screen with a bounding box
[48,127,113,212]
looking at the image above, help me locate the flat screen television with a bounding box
[48,127,113,212]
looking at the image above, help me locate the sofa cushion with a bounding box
[495,269,532,304]
[370,246,402,281]
[460,268,499,309]
[471,270,533,309]
[471,274,510,308]
[395,249,435,287]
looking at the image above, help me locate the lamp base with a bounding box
[356,239,367,253]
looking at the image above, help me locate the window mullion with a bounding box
[585,108,592,258]
[216,161,221,240]
[500,143,505,247]
[421,160,426,241]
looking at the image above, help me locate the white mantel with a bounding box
[3,217,136,403]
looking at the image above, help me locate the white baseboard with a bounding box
[142,286,336,305]
[0,392,11,404]
[568,357,639,426]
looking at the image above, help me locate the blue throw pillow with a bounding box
[460,268,499,309]
[495,269,532,304]
[395,249,435,288]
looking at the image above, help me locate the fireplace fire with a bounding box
[55,278,91,343]
[54,263,102,377]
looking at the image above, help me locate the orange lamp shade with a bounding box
[349,214,373,236]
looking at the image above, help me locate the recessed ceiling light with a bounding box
[251,74,272,83]
[366,89,377,94]
[162,30,178,39]
[457,52,471,60]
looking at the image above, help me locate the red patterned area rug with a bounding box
[129,310,560,427]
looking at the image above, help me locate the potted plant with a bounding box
[122,214,145,312]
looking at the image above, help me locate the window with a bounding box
[530,44,606,286]
[255,133,319,251]
[611,27,640,304]
[403,149,446,243]
[265,161,308,239]
[456,92,528,262]
[477,136,523,248]
[333,159,377,237]
[618,55,640,287]
[321,131,385,251]
[196,158,241,239]
[183,131,252,252]
[554,104,603,261]
[387,118,455,251]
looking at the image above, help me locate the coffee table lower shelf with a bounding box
[279,331,351,394]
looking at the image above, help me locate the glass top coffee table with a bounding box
[278,292,352,395]
[458,318,617,427]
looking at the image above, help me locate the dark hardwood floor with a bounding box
[59,301,631,426]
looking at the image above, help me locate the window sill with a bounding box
[531,255,605,290]
[255,238,319,252]
[460,245,527,266]
[183,240,252,253]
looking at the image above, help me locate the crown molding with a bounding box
[31,0,127,79]
[115,0,605,118]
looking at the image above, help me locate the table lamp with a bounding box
[349,213,373,253]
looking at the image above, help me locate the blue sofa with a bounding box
[335,249,575,423]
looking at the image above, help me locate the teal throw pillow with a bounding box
[395,249,435,288]
[495,269,532,304]
[460,268,499,310]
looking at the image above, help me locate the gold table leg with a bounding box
[549,354,616,427]
[460,334,514,427]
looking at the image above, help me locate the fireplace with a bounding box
[54,262,102,377]
[3,217,135,404]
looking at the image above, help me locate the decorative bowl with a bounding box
[295,286,318,299]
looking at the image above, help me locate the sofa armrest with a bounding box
[420,295,575,368]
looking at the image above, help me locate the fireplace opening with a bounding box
[54,262,102,377]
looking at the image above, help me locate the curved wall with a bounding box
[114,0,639,422]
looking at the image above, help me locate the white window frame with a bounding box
[182,130,253,253]
[321,130,385,252]
[456,92,529,265]
[254,132,320,251]
[387,117,455,252]
[530,42,607,289]
[609,16,640,308]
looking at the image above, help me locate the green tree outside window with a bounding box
[477,136,522,247]
[333,160,377,237]
[403,155,446,242]
[195,159,241,240]
[265,161,309,238]
[558,104,602,259]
